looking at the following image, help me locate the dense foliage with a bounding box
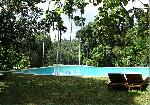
[77,1,149,67]
[0,0,149,70]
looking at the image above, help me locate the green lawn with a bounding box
[0,73,149,105]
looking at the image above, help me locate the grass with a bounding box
[0,73,149,105]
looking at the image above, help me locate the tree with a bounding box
[76,0,149,67]
[1,0,148,70]
[0,0,45,70]
[46,39,79,65]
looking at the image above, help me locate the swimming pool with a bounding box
[15,65,150,77]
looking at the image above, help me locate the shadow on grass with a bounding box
[0,73,149,105]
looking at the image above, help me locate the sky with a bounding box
[59,3,99,40]
[37,0,149,41]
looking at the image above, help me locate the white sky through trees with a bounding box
[37,0,149,41]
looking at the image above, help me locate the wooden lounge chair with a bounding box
[108,73,127,90]
[125,74,144,90]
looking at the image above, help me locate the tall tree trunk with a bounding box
[59,30,62,64]
[56,30,59,64]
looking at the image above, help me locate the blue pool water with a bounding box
[15,65,150,77]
